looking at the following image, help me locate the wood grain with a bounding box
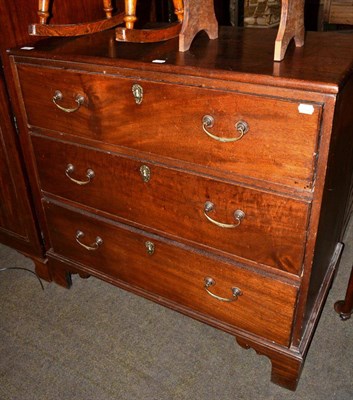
[32,134,309,274]
[18,64,321,190]
[44,200,298,346]
[9,26,353,391]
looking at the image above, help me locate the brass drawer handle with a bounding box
[53,90,85,113]
[75,230,103,251]
[65,164,95,185]
[204,201,245,228]
[204,277,242,302]
[202,115,249,143]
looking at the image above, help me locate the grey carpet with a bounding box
[1,225,352,400]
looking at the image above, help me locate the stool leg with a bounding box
[172,0,184,22]
[274,0,305,61]
[124,0,138,29]
[103,0,113,19]
[335,265,353,320]
[38,0,50,24]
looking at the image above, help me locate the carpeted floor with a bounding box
[0,224,352,399]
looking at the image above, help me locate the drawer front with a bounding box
[44,201,298,346]
[18,64,321,189]
[33,136,309,274]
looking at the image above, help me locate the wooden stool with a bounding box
[115,0,184,44]
[123,0,184,29]
[335,265,353,320]
[116,0,218,52]
[29,0,125,36]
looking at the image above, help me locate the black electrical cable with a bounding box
[0,267,44,290]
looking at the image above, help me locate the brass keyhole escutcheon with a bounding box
[132,83,143,104]
[140,165,151,183]
[145,241,155,256]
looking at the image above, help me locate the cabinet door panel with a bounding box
[0,72,41,254]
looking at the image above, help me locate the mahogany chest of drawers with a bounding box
[9,27,353,390]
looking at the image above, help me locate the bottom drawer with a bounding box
[44,201,298,346]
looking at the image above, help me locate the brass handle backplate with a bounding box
[53,90,85,113]
[202,115,249,143]
[65,164,95,185]
[204,277,242,302]
[204,201,245,228]
[75,230,103,251]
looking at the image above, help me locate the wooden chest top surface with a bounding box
[9,27,353,93]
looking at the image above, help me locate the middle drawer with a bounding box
[32,135,309,275]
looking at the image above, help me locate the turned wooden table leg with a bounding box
[173,0,184,22]
[103,0,113,19]
[38,0,50,24]
[334,265,353,320]
[274,0,305,61]
[124,0,138,29]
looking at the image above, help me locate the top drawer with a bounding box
[17,64,322,189]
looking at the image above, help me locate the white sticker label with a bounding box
[20,46,35,50]
[152,59,166,64]
[298,104,315,115]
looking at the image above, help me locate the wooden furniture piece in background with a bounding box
[116,0,219,52]
[115,0,184,45]
[8,26,353,390]
[323,0,353,26]
[123,0,184,28]
[0,0,119,280]
[244,0,281,28]
[335,265,353,320]
[29,0,125,36]
[274,0,305,61]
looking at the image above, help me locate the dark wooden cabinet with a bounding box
[0,0,120,278]
[0,67,44,263]
[8,27,353,390]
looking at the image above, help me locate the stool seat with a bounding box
[116,0,218,53]
[29,0,124,36]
